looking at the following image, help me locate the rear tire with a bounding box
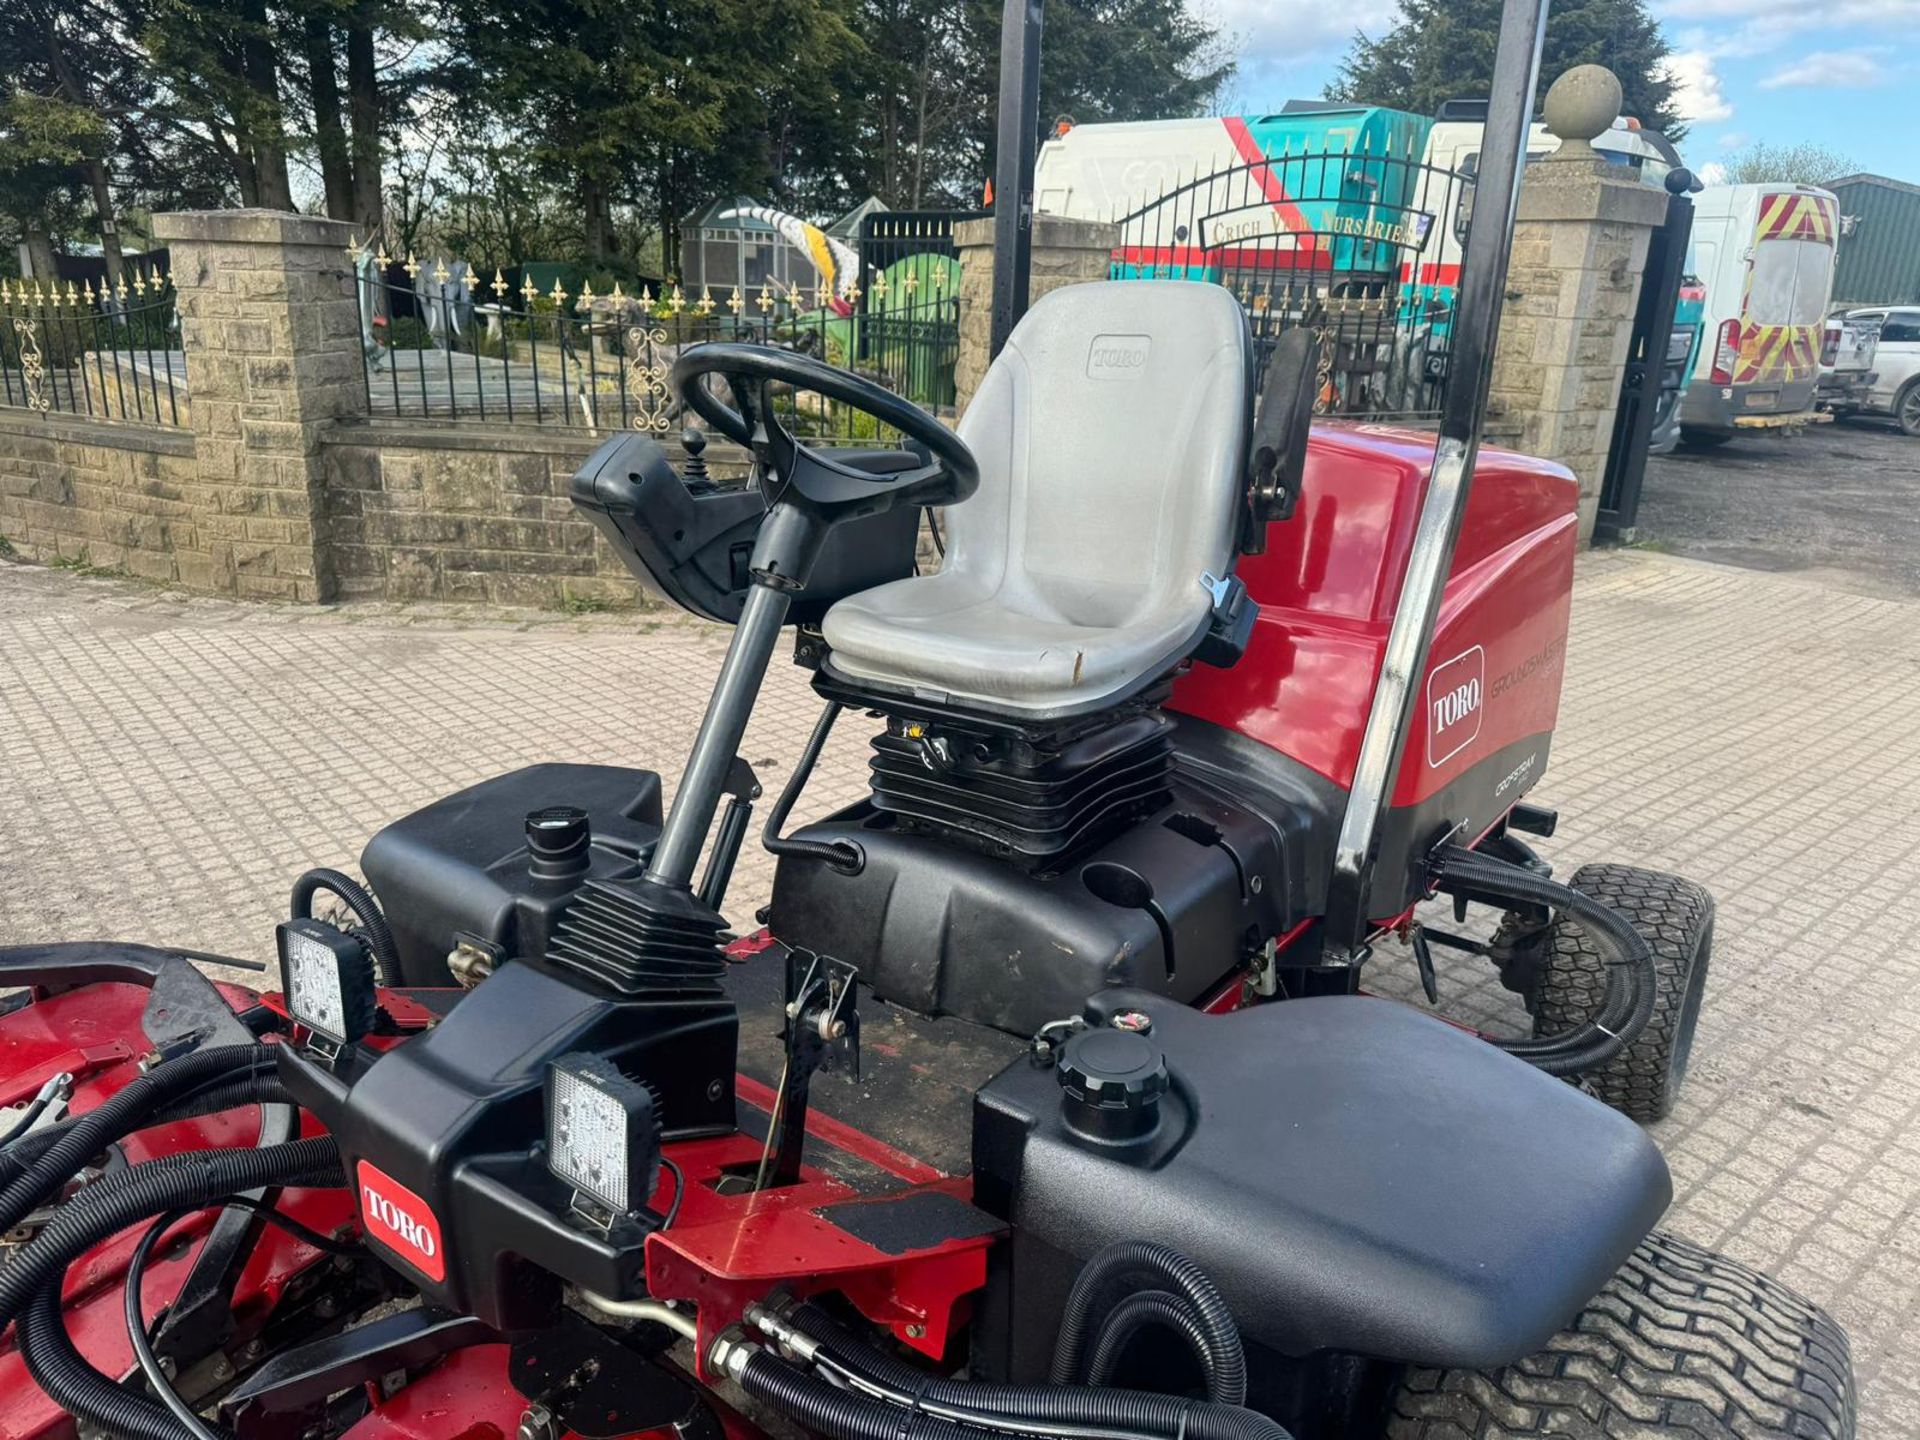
[1387,1230,1855,1439]
[1535,864,1712,1123]
[1895,379,1920,438]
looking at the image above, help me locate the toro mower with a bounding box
[0,3,1855,1438]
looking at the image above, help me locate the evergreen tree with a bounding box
[1330,0,1684,140]
[444,0,858,268]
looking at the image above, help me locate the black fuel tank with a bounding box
[360,763,664,986]
[970,990,1671,1372]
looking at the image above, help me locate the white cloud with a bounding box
[1698,161,1729,184]
[1759,48,1889,87]
[1214,0,1402,75]
[1657,50,1736,123]
[1655,0,1917,54]
[1717,130,1750,149]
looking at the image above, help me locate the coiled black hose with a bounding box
[12,1137,344,1440]
[290,868,400,985]
[0,1044,272,1235]
[1085,1289,1221,1397]
[0,1135,343,1339]
[1048,1242,1247,1407]
[761,701,864,874]
[18,1284,198,1440]
[1432,844,1656,1075]
[784,1301,1285,1440]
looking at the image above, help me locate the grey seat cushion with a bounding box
[822,281,1252,717]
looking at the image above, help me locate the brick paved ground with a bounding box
[3,551,1918,1429]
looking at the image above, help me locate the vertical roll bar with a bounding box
[1321,0,1552,960]
[989,0,1044,359]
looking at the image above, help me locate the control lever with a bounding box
[1241,328,1321,555]
[758,951,861,1190]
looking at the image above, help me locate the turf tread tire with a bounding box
[1387,1230,1856,1439]
[1535,863,1713,1123]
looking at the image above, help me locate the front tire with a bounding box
[1535,864,1712,1122]
[1387,1231,1856,1439]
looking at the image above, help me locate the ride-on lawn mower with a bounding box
[0,5,1856,1440]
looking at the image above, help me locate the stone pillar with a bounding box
[953,215,1119,413]
[1484,66,1668,541]
[152,209,367,600]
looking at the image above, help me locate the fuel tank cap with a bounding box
[1057,1027,1168,1142]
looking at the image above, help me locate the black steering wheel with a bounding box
[672,343,979,527]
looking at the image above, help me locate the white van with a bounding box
[1677,184,1840,445]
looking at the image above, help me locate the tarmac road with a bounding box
[1637,417,1920,597]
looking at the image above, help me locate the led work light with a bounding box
[277,918,378,1048]
[546,1052,660,1219]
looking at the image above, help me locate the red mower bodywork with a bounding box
[1173,424,1576,917]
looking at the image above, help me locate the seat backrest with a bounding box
[951,281,1253,631]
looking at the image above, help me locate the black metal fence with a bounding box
[1109,148,1476,420]
[351,241,960,440]
[0,272,185,426]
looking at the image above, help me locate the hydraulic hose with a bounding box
[761,701,864,874]
[780,1301,1284,1440]
[1432,844,1656,1076]
[1048,1242,1247,1407]
[290,867,401,985]
[1085,1290,1221,1398]
[737,1349,979,1440]
[18,1285,201,1440]
[11,1142,345,1440]
[0,1136,343,1340]
[0,1044,273,1235]
[0,1069,293,1184]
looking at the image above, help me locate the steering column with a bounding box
[646,344,978,890]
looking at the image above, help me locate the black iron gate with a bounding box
[1596,182,1694,541]
[1109,149,1478,421]
[850,210,978,412]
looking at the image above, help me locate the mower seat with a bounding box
[820,281,1252,719]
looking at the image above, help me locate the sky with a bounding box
[1210,0,1920,182]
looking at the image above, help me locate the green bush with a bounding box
[386,316,435,350]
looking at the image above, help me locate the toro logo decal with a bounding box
[357,1160,445,1282]
[1426,646,1484,768]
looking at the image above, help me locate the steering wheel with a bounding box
[672,343,979,527]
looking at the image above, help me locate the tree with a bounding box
[0,89,105,277]
[139,0,298,207]
[445,0,858,269]
[1330,0,1684,140]
[1720,142,1856,187]
[769,0,1232,217]
[285,0,423,234]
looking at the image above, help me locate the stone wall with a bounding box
[0,411,209,585]
[321,424,638,607]
[318,423,757,607]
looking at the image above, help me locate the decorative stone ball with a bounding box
[1543,65,1623,145]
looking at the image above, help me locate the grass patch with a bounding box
[0,533,14,557]
[559,592,618,615]
[1625,537,1678,554]
[48,547,131,580]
